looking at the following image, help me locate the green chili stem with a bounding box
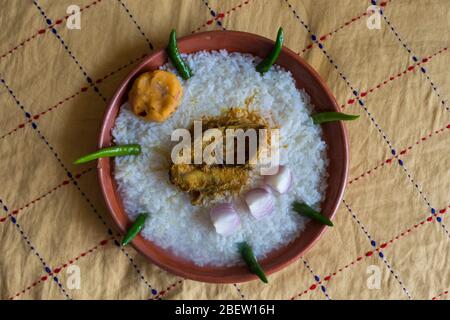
[122,213,148,246]
[312,112,359,125]
[292,202,333,226]
[256,27,284,75]
[168,29,193,80]
[238,241,268,283]
[73,144,141,164]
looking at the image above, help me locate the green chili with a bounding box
[292,202,333,227]
[73,144,141,164]
[312,112,359,125]
[122,213,148,246]
[168,29,193,80]
[238,241,268,283]
[256,27,284,75]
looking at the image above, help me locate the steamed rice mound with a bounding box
[112,50,328,266]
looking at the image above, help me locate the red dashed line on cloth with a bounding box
[299,1,390,54]
[301,258,331,299]
[432,289,449,300]
[341,46,448,109]
[289,205,448,300]
[0,0,103,62]
[0,53,147,141]
[0,90,83,141]
[348,124,450,185]
[343,199,411,299]
[375,207,447,251]
[95,53,147,84]
[152,279,183,300]
[51,237,113,272]
[8,278,44,300]
[0,167,93,223]
[8,237,113,300]
[192,0,252,33]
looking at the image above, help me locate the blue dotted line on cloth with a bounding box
[284,0,397,154]
[0,198,72,299]
[32,0,106,103]
[233,283,246,299]
[0,76,111,229]
[418,68,450,113]
[312,39,397,154]
[371,0,450,234]
[342,199,376,243]
[201,0,226,29]
[301,258,331,300]
[285,5,450,284]
[342,200,412,299]
[285,0,440,219]
[379,253,412,298]
[113,239,157,294]
[392,157,437,218]
[396,160,450,238]
[116,0,154,50]
[0,75,158,298]
[371,0,450,113]
[396,160,432,209]
[394,159,446,234]
[285,0,442,252]
[31,0,158,297]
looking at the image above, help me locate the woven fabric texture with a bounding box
[0,0,449,300]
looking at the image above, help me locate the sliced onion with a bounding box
[264,165,292,194]
[244,188,274,220]
[260,184,274,194]
[210,203,241,236]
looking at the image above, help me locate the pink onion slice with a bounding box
[260,184,274,194]
[264,165,292,194]
[244,188,274,220]
[210,203,241,236]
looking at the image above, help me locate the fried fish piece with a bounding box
[169,164,249,205]
[169,108,273,205]
[196,108,270,165]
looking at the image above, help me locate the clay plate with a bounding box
[98,31,348,283]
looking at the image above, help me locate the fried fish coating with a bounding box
[169,164,249,205]
[169,108,273,205]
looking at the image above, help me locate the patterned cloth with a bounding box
[0,0,449,300]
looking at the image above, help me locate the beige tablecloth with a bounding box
[0,0,449,300]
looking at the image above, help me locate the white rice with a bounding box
[112,50,328,266]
